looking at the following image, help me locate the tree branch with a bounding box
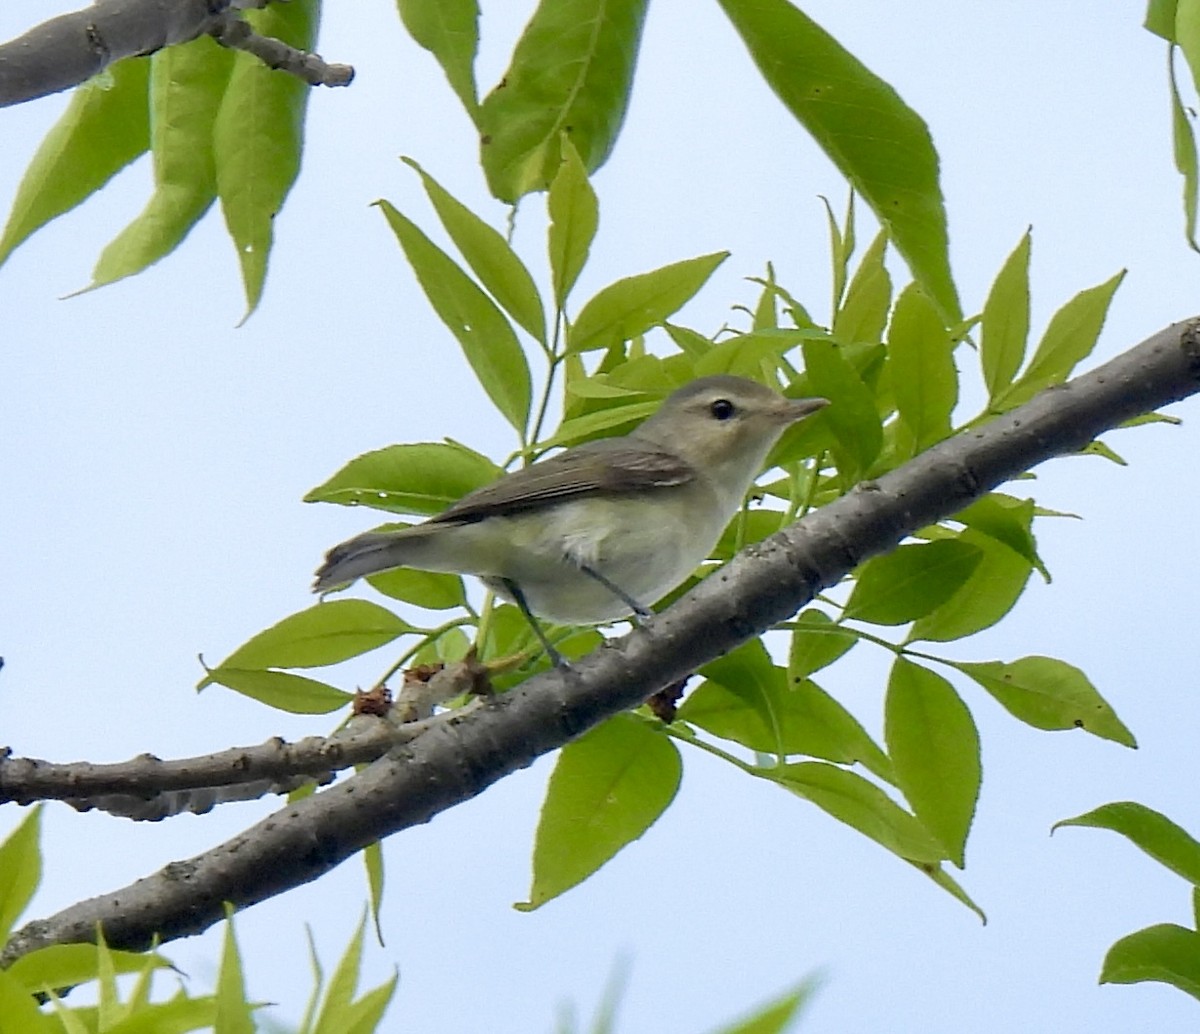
[4,318,1198,963]
[0,0,352,108]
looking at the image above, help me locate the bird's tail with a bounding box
[312,528,426,593]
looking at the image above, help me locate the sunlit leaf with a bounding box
[833,230,891,345]
[396,0,480,118]
[1054,801,1200,885]
[0,808,41,944]
[1101,924,1200,1000]
[202,668,353,714]
[547,135,599,308]
[800,337,882,486]
[844,539,982,625]
[980,230,1032,399]
[888,282,956,455]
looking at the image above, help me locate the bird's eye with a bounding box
[710,398,736,421]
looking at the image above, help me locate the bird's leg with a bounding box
[501,578,568,669]
[578,564,653,625]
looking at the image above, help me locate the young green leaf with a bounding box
[995,270,1126,409]
[478,0,650,202]
[885,659,981,867]
[980,231,1032,399]
[843,539,982,626]
[951,493,1047,579]
[378,201,532,432]
[215,913,255,1034]
[6,944,170,997]
[0,969,56,1034]
[548,136,599,308]
[1170,47,1200,251]
[955,655,1136,747]
[0,808,41,944]
[772,762,946,863]
[396,0,480,119]
[367,567,467,610]
[833,230,891,345]
[403,157,546,344]
[888,282,956,455]
[198,600,412,687]
[1100,924,1200,1000]
[662,322,713,359]
[568,252,729,353]
[202,668,353,714]
[907,529,1033,643]
[787,608,857,678]
[88,38,234,290]
[305,442,500,515]
[709,978,820,1034]
[0,57,150,267]
[800,337,883,486]
[212,0,315,319]
[518,714,681,909]
[717,0,960,321]
[1053,801,1200,885]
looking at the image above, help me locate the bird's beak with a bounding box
[781,397,830,423]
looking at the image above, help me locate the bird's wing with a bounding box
[430,438,697,525]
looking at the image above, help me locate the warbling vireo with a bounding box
[314,375,828,665]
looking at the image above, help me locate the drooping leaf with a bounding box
[518,714,681,909]
[981,230,1032,399]
[955,655,1136,747]
[771,762,946,863]
[951,493,1047,579]
[568,252,729,353]
[547,135,599,309]
[1054,801,1200,885]
[198,600,413,687]
[396,0,481,119]
[478,0,650,202]
[787,608,856,678]
[885,659,980,867]
[717,0,960,320]
[907,529,1033,643]
[843,539,982,626]
[89,37,234,289]
[305,442,501,514]
[888,282,956,456]
[0,57,150,267]
[378,201,532,432]
[1100,924,1200,1000]
[1169,47,1200,252]
[212,0,315,319]
[403,157,546,343]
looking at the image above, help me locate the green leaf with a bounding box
[7,944,168,996]
[378,200,532,432]
[364,841,385,945]
[547,136,599,308]
[955,655,1136,747]
[518,714,681,909]
[1100,924,1200,1000]
[787,608,856,678]
[843,539,983,626]
[996,270,1126,409]
[199,600,412,687]
[1169,47,1200,253]
[1147,0,1180,38]
[683,643,891,778]
[800,337,883,486]
[914,862,988,923]
[367,567,467,610]
[693,329,816,379]
[951,493,1047,580]
[0,57,150,267]
[662,322,713,359]
[213,0,315,319]
[709,978,820,1034]
[88,38,234,290]
[305,442,501,515]
[396,0,480,118]
[981,231,1032,399]
[717,0,960,321]
[1053,801,1200,885]
[888,282,956,455]
[907,528,1033,643]
[0,969,56,1034]
[885,659,980,867]
[568,252,729,353]
[832,230,891,345]
[478,0,650,202]
[215,913,255,1034]
[403,157,546,343]
[202,668,353,714]
[312,916,366,1034]
[0,808,41,944]
[772,762,946,863]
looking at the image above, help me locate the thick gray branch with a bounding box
[4,319,1198,963]
[0,0,351,108]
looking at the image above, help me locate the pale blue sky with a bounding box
[3,3,1199,1031]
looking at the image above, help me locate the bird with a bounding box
[314,375,828,665]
